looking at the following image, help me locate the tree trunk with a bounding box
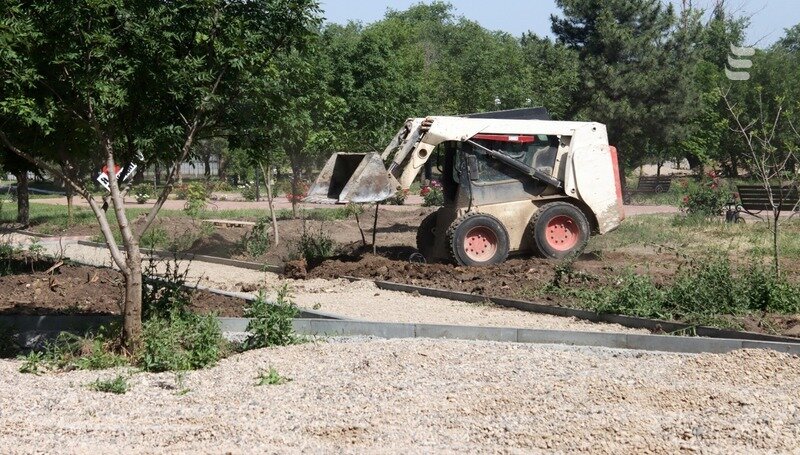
[154,162,161,187]
[176,163,183,185]
[773,211,780,277]
[218,153,227,182]
[203,153,211,179]
[729,153,739,178]
[260,163,279,246]
[15,171,29,226]
[290,163,301,219]
[66,192,74,226]
[123,246,143,351]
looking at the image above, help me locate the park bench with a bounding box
[726,184,800,222]
[623,175,672,204]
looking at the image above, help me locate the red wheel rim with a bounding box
[464,226,498,262]
[546,215,580,251]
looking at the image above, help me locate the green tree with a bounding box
[0,0,320,351]
[551,0,702,178]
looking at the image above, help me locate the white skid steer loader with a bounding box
[306,108,624,266]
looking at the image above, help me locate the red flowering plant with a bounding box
[679,170,728,218]
[285,181,309,203]
[385,188,410,205]
[420,180,443,207]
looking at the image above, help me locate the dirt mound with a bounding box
[309,254,563,299]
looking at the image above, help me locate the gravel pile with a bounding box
[1,339,799,453]
[12,235,646,334]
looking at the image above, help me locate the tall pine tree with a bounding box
[552,0,701,177]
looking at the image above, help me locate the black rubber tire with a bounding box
[447,212,509,266]
[416,211,438,261]
[530,202,590,259]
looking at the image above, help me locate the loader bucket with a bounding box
[305,152,397,204]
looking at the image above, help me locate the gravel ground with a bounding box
[4,234,647,334]
[1,338,799,453]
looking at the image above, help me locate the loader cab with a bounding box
[435,134,561,207]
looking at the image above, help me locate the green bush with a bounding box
[679,171,728,218]
[243,286,298,350]
[421,182,444,207]
[132,184,152,204]
[296,229,336,263]
[174,183,190,200]
[143,257,193,320]
[184,183,209,217]
[141,226,169,250]
[385,189,409,205]
[243,217,272,257]
[139,313,225,372]
[592,272,666,319]
[240,183,257,201]
[588,257,800,328]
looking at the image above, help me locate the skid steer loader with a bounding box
[306,108,624,266]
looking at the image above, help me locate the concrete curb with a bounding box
[75,240,283,273]
[5,316,799,355]
[292,319,800,354]
[356,278,800,344]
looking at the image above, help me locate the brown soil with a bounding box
[308,251,680,302]
[0,259,248,317]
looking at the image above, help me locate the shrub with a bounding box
[132,184,152,204]
[421,180,444,207]
[139,313,225,372]
[385,189,409,205]
[174,183,190,200]
[285,181,309,203]
[243,286,298,350]
[17,327,125,373]
[296,229,336,263]
[18,351,44,374]
[143,256,193,320]
[679,171,727,218]
[184,182,208,217]
[90,375,129,394]
[141,226,168,250]
[241,183,257,201]
[243,217,272,257]
[592,272,666,319]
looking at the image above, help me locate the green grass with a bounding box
[89,374,129,394]
[0,202,351,236]
[589,213,800,260]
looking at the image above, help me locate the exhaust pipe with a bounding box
[305,152,399,204]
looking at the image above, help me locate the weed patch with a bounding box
[243,217,272,257]
[255,367,291,386]
[582,257,800,328]
[90,374,129,394]
[139,313,225,372]
[243,286,298,350]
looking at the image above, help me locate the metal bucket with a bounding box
[305,152,399,204]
